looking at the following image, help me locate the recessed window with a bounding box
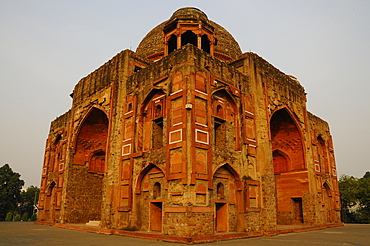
[217,182,225,200]
[128,103,133,112]
[153,182,161,199]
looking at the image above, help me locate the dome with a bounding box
[136,7,242,61]
[167,7,209,24]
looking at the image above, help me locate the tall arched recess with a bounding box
[68,107,109,223]
[270,108,308,225]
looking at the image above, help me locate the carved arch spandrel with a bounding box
[135,163,167,194]
[210,163,242,191]
[140,89,166,113]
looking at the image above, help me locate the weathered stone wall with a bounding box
[308,112,341,224]
[64,165,103,223]
[72,51,124,105]
[38,110,71,222]
[260,174,277,231]
[302,191,317,225]
[245,211,262,232]
[163,211,214,237]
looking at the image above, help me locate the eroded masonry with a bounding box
[38,7,341,237]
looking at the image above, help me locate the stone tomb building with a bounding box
[38,7,341,237]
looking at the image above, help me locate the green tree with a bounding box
[19,185,39,216]
[30,213,37,221]
[339,174,359,223]
[5,211,13,221]
[339,172,370,223]
[339,175,359,208]
[357,171,370,223]
[21,212,29,221]
[14,214,21,221]
[0,164,24,221]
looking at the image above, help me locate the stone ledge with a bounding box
[86,221,100,227]
[34,221,344,244]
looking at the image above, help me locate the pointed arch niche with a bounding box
[322,182,335,223]
[317,136,329,173]
[270,108,305,171]
[44,181,56,221]
[50,134,64,172]
[211,89,239,150]
[270,108,308,225]
[212,164,242,233]
[68,107,109,223]
[134,164,166,232]
[139,89,166,151]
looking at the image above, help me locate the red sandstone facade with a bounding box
[38,8,341,237]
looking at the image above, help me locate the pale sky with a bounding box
[1,0,369,187]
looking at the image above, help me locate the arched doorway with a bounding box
[270,108,306,225]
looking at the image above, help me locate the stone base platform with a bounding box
[34,221,344,244]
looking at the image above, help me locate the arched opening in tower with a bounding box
[167,34,177,54]
[181,30,197,48]
[201,34,210,54]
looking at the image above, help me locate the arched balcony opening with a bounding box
[201,34,210,54]
[167,34,177,55]
[181,30,197,47]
